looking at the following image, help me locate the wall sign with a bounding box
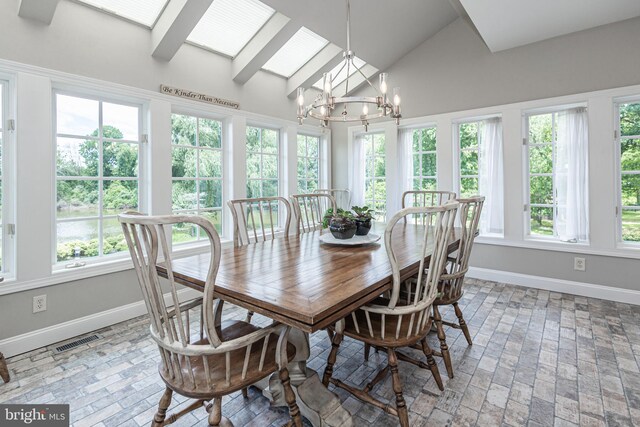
[160,85,240,109]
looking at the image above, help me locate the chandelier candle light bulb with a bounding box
[295,0,401,129]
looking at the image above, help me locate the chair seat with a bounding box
[334,298,430,348]
[159,320,296,399]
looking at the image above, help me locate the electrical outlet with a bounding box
[33,295,47,313]
[574,257,586,271]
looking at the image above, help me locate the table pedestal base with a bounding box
[256,329,353,426]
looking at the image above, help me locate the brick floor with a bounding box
[2,279,640,426]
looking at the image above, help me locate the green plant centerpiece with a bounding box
[352,205,374,236]
[322,208,357,239]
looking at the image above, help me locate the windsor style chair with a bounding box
[401,190,456,224]
[314,189,351,211]
[119,212,302,427]
[290,193,336,234]
[322,203,459,427]
[429,196,484,378]
[228,197,292,324]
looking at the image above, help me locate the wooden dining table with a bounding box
[158,222,464,427]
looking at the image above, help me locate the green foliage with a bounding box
[56,235,128,262]
[322,208,354,228]
[351,205,374,220]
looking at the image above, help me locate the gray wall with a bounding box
[332,16,640,290]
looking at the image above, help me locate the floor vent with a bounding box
[54,334,101,353]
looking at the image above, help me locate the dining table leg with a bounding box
[256,329,353,427]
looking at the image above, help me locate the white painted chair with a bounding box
[119,212,302,427]
[227,197,292,247]
[401,190,457,224]
[314,189,351,211]
[290,193,337,234]
[322,202,459,427]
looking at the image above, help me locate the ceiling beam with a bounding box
[286,44,343,99]
[332,64,379,97]
[232,13,299,84]
[18,0,60,24]
[152,0,213,61]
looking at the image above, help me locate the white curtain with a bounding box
[350,135,366,207]
[478,117,504,234]
[397,128,414,207]
[556,107,589,242]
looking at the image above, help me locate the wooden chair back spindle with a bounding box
[438,196,484,303]
[291,193,337,234]
[401,190,457,225]
[314,189,351,211]
[227,197,292,247]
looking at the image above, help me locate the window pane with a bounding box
[374,156,385,177]
[622,209,640,242]
[529,145,553,174]
[412,154,421,176]
[103,180,138,215]
[199,180,222,209]
[247,180,261,198]
[374,134,385,154]
[298,180,307,193]
[262,129,278,154]
[530,176,553,204]
[307,137,319,158]
[56,180,99,218]
[262,155,278,179]
[296,135,306,156]
[103,141,138,177]
[412,131,420,153]
[460,151,478,176]
[171,114,197,146]
[199,149,222,178]
[621,175,640,207]
[423,128,437,151]
[246,126,260,151]
[306,158,318,181]
[247,153,261,179]
[172,147,196,177]
[201,210,222,234]
[620,103,640,137]
[460,177,478,197]
[621,138,640,172]
[56,219,99,262]
[103,102,139,141]
[56,95,99,136]
[459,123,478,149]
[172,180,197,210]
[529,114,553,143]
[530,207,554,236]
[263,180,278,197]
[421,178,437,191]
[422,153,436,177]
[57,137,98,177]
[103,217,128,255]
[172,213,199,244]
[199,118,221,148]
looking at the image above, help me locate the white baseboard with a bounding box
[467,267,640,306]
[0,288,201,358]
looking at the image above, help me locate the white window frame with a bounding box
[454,118,483,198]
[170,112,225,242]
[296,133,321,193]
[246,124,281,198]
[0,76,16,279]
[362,131,386,220]
[410,126,438,191]
[523,104,589,242]
[615,98,640,247]
[52,90,146,268]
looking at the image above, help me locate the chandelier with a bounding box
[296,0,401,130]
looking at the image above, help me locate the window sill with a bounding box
[0,238,233,296]
[475,236,640,260]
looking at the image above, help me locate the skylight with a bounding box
[313,57,367,90]
[188,0,275,58]
[76,0,168,27]
[262,28,329,78]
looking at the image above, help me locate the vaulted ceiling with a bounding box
[16,0,640,99]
